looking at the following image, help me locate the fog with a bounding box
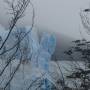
[0,0,90,39]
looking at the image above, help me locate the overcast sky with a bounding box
[0,0,90,39]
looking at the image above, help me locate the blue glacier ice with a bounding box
[30,32,56,72]
[30,31,56,90]
[30,29,40,68]
[39,32,56,90]
[38,32,56,72]
[0,25,56,89]
[40,32,56,55]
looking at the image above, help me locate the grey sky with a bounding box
[0,0,90,39]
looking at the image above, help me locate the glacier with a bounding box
[0,25,57,90]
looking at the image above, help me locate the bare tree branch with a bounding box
[0,0,35,56]
[0,0,31,50]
